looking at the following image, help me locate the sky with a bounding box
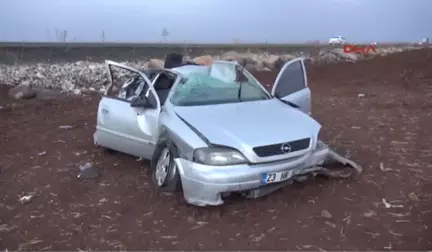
[0,0,431,43]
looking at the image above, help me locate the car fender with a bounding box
[158,109,209,161]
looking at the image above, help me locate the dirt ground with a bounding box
[1,48,432,251]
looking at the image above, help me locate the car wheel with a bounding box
[151,141,182,192]
[101,147,116,153]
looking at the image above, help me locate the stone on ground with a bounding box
[8,81,37,99]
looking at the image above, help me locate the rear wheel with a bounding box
[151,141,182,192]
[97,145,117,154]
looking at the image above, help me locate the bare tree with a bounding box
[161,28,169,42]
[55,29,68,43]
[182,40,189,58]
[46,28,52,42]
[101,30,105,42]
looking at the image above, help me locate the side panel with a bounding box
[94,60,162,159]
[95,96,156,159]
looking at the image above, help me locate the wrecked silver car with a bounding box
[94,58,362,206]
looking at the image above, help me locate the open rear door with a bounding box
[271,58,311,115]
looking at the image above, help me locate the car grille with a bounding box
[253,138,311,157]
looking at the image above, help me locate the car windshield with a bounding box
[170,62,271,106]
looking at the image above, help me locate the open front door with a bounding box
[271,58,311,115]
[94,60,161,159]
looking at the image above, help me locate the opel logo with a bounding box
[280,143,292,153]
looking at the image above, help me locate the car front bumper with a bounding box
[174,141,330,206]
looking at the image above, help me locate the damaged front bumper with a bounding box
[174,141,361,207]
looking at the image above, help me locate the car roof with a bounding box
[171,64,210,76]
[137,64,205,80]
[138,60,240,79]
[171,60,241,76]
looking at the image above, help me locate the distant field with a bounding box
[0,41,412,48]
[0,41,413,64]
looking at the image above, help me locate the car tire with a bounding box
[100,146,117,154]
[151,140,182,192]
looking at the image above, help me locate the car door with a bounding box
[271,58,311,115]
[94,60,161,159]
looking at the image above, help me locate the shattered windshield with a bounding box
[171,62,270,106]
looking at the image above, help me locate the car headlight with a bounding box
[193,147,248,166]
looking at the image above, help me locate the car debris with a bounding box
[77,162,99,179]
[59,125,73,129]
[320,209,333,219]
[382,198,404,209]
[313,147,363,178]
[19,193,35,204]
[379,162,393,172]
[93,56,363,206]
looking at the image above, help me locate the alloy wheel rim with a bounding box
[155,148,171,186]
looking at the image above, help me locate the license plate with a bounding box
[262,170,294,184]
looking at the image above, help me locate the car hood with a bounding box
[174,99,321,160]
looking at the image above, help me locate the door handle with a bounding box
[102,108,109,114]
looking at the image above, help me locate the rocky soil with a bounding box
[0,45,426,98]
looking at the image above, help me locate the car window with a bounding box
[118,77,148,100]
[209,62,237,83]
[170,63,270,106]
[107,65,148,101]
[274,60,305,97]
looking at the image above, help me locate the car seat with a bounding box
[154,73,176,105]
[164,53,184,69]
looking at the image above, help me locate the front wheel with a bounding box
[151,141,182,192]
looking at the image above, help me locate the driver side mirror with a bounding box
[130,96,156,109]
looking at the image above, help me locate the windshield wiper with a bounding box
[235,65,248,102]
[237,81,243,101]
